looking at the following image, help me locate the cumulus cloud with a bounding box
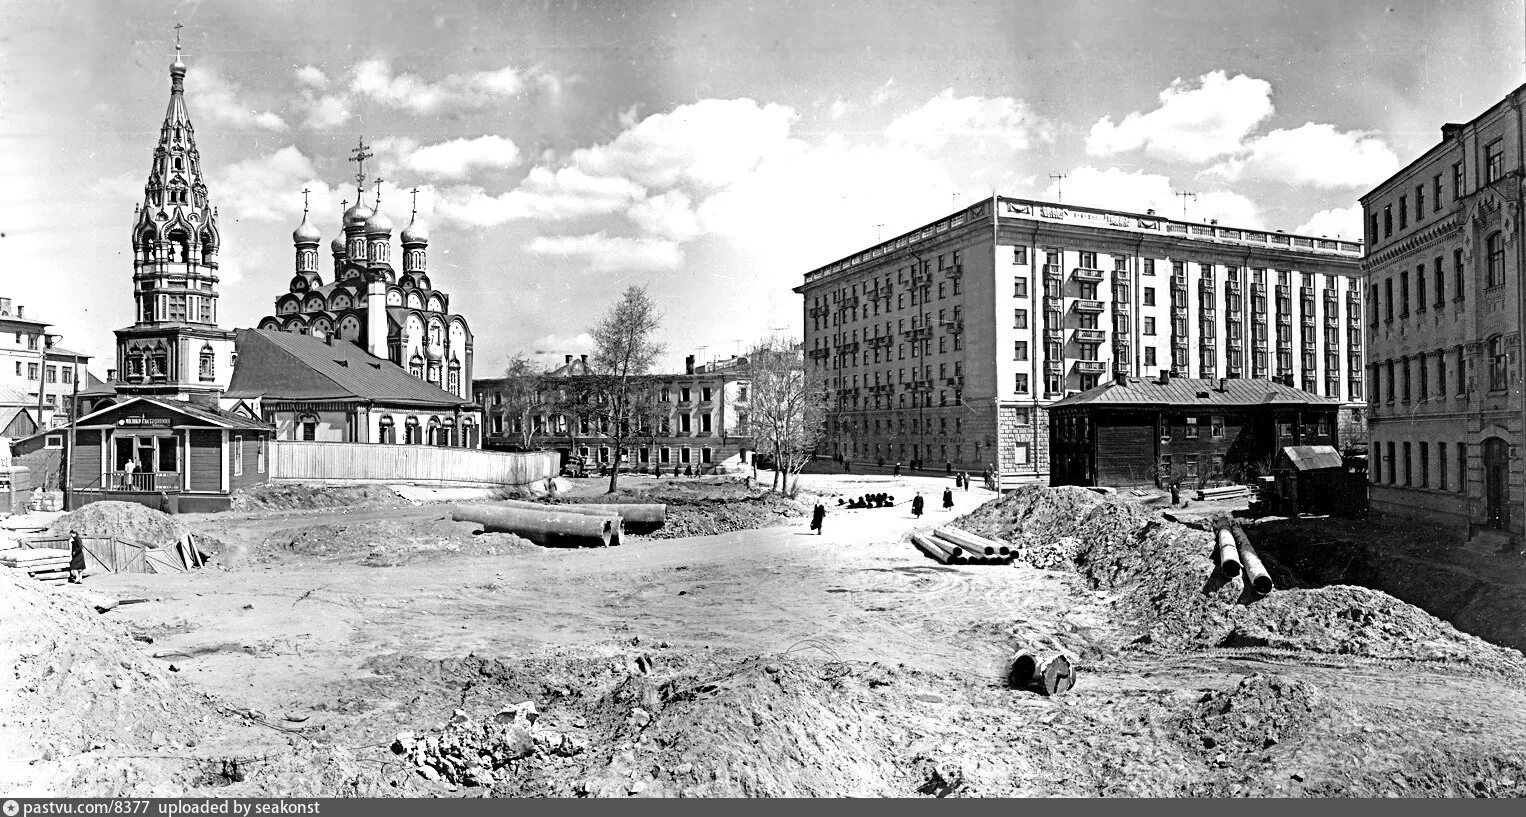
[403,135,523,179]
[1204,122,1401,188]
[431,165,645,228]
[1296,205,1364,239]
[1087,71,1273,163]
[530,332,596,365]
[870,78,897,106]
[524,232,683,273]
[349,59,527,114]
[301,94,351,129]
[295,65,328,89]
[1044,166,1264,228]
[628,190,702,242]
[887,90,1050,153]
[213,146,319,221]
[571,98,796,191]
[190,66,287,132]
[828,98,849,120]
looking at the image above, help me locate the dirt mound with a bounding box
[232,484,405,512]
[1179,673,1324,759]
[954,486,1526,673]
[47,501,193,545]
[0,570,221,766]
[259,517,532,566]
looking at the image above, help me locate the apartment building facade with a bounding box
[794,197,1365,480]
[1,297,92,431]
[1361,83,1526,543]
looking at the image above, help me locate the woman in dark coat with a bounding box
[911,492,925,519]
[68,530,85,584]
[810,503,826,535]
[942,487,955,511]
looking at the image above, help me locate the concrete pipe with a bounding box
[912,533,964,565]
[494,499,666,532]
[1230,524,1274,595]
[932,527,1012,558]
[910,533,953,564]
[1214,528,1241,579]
[452,504,623,549]
[1007,650,1077,695]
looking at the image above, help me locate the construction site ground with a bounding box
[4,474,1526,797]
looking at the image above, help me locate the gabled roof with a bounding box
[0,384,31,405]
[1279,445,1344,471]
[1049,376,1341,409]
[225,328,470,407]
[76,369,117,398]
[72,395,272,431]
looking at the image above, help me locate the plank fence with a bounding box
[18,534,191,574]
[269,441,558,487]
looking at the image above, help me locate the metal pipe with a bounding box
[452,504,621,548]
[931,526,1011,557]
[1230,523,1273,594]
[1214,528,1241,578]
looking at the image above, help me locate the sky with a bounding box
[2,0,1523,376]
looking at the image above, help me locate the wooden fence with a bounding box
[270,441,559,486]
[20,534,192,574]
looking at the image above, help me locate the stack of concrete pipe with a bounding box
[909,527,1013,566]
[452,504,623,548]
[493,498,667,534]
[1210,518,1275,595]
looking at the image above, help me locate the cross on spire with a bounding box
[301,187,311,214]
[171,22,187,62]
[410,187,420,215]
[349,137,373,194]
[373,177,385,209]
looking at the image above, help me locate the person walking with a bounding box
[961,471,970,491]
[911,492,925,519]
[942,486,954,511]
[810,503,826,535]
[893,461,902,477]
[67,530,85,584]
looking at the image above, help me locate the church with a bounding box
[254,149,475,402]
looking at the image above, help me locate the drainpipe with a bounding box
[1516,92,1525,538]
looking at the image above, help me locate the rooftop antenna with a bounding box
[1049,174,1067,203]
[1176,191,1198,219]
[349,136,373,198]
[874,223,886,242]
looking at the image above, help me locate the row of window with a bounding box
[1372,341,1506,402]
[1370,147,1492,246]
[12,362,76,384]
[1373,247,1475,325]
[1371,439,1464,492]
[10,332,41,350]
[581,445,715,465]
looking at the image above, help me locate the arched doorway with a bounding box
[1484,438,1510,530]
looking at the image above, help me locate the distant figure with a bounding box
[877,457,885,467]
[942,487,954,511]
[122,457,138,489]
[810,503,826,535]
[844,459,851,474]
[1170,483,1181,506]
[68,530,85,584]
[684,464,693,477]
[674,464,681,478]
[960,471,970,491]
[912,492,925,519]
[893,462,902,477]
[945,461,953,475]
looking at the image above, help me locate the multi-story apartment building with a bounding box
[476,353,752,472]
[1361,84,1526,544]
[1,297,92,433]
[794,197,1365,480]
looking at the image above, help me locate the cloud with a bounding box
[870,78,897,106]
[403,135,523,179]
[1204,122,1401,188]
[886,90,1050,153]
[1296,205,1364,239]
[571,98,796,191]
[1044,166,1264,228]
[828,98,849,120]
[628,190,701,241]
[301,94,351,129]
[431,165,645,227]
[295,65,328,89]
[524,232,683,273]
[191,66,287,132]
[1086,71,1273,163]
[349,59,528,114]
[213,146,319,221]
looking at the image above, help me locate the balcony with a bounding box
[1226,280,1242,294]
[1199,338,1217,349]
[1044,296,1064,312]
[837,296,859,309]
[910,270,933,286]
[1044,361,1064,375]
[1348,315,1363,328]
[1303,341,1318,352]
[1112,302,1130,315]
[1073,267,1105,283]
[943,264,964,278]
[1172,306,1188,319]
[942,320,964,334]
[1073,328,1107,343]
[1112,331,1130,345]
[806,347,829,360]
[867,335,894,348]
[1253,341,1269,352]
[944,375,964,388]
[808,305,829,317]
[836,341,860,355]
[104,471,183,492]
[1251,284,1267,298]
[901,326,933,341]
[1199,307,1217,321]
[1074,299,1106,313]
[1043,264,1063,280]
[1073,360,1109,374]
[1044,328,1065,343]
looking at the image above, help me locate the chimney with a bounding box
[1113,373,1129,387]
[1217,377,1227,392]
[564,354,573,365]
[580,354,588,365]
[107,368,117,382]
[16,305,23,318]
[1157,370,1170,386]
[685,354,695,375]
[1442,123,1465,141]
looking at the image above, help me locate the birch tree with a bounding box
[589,285,665,493]
[746,337,826,494]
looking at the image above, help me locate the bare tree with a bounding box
[496,353,551,451]
[746,337,826,494]
[589,285,665,493]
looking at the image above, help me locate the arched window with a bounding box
[1489,335,1509,391]
[198,344,215,381]
[427,417,442,446]
[166,228,191,262]
[378,415,395,444]
[405,416,421,445]
[1488,231,1506,288]
[409,353,424,380]
[298,413,319,441]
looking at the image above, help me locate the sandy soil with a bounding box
[5,474,1526,797]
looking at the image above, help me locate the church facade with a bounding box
[255,177,474,402]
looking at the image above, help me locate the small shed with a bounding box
[1272,445,1345,516]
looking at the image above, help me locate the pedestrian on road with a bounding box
[68,530,85,584]
[942,487,954,511]
[893,461,902,477]
[911,492,925,519]
[685,464,693,477]
[961,471,970,491]
[810,503,826,535]
[1169,482,1180,506]
[844,459,851,474]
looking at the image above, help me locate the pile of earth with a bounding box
[45,502,230,559]
[257,516,533,566]
[231,483,406,512]
[953,486,1526,674]
[558,479,809,539]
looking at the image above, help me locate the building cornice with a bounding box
[1361,216,1463,271]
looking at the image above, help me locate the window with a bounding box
[1416,266,1426,313]
[1383,204,1392,237]
[1384,278,1394,321]
[1372,441,1382,483]
[1415,184,1424,218]
[1434,256,1445,306]
[1399,194,1407,229]
[1489,335,1508,391]
[1144,346,1156,366]
[198,346,215,381]
[679,413,691,433]
[1210,416,1224,438]
[1143,287,1155,306]
[61,367,72,384]
[1014,309,1028,329]
[1014,277,1028,298]
[1386,441,1397,484]
[1184,417,1199,439]
[1143,259,1155,275]
[1014,341,1028,361]
[1419,441,1429,488]
[1453,161,1464,198]
[1385,360,1395,401]
[700,413,712,433]
[1457,346,1467,394]
[1403,442,1412,486]
[1144,316,1156,335]
[1014,246,1028,265]
[26,362,37,380]
[1015,373,1029,393]
[1079,251,1097,269]
[1486,140,1505,184]
[233,434,244,476]
[1458,442,1468,492]
[1487,232,1505,288]
[257,439,267,473]
[1438,442,1448,490]
[1454,249,1465,300]
[44,365,56,383]
[1400,271,1409,316]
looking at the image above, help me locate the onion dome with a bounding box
[365,208,393,235]
[331,235,346,253]
[293,210,321,244]
[401,210,429,244]
[425,343,445,362]
[343,201,374,228]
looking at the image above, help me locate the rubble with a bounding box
[391,702,586,786]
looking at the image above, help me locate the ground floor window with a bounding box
[599,446,610,463]
[640,447,651,463]
[1013,442,1029,465]
[299,413,318,441]
[680,447,691,464]
[406,417,421,444]
[113,434,178,474]
[701,447,712,463]
[233,434,244,476]
[660,447,670,463]
[379,416,395,444]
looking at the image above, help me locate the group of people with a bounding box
[909,487,956,518]
[840,493,895,509]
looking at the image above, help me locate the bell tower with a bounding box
[113,27,237,401]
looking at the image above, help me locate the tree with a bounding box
[496,353,551,451]
[588,285,665,493]
[746,336,827,494]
